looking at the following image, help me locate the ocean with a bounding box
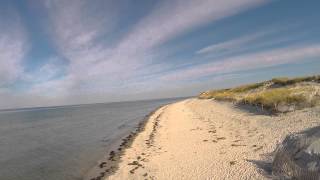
[0,98,183,180]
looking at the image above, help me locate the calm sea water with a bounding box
[0,98,183,180]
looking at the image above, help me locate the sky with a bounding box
[0,0,320,109]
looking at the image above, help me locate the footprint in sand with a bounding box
[208,130,216,133]
[128,158,145,174]
[231,144,246,147]
[253,146,263,151]
[217,137,226,140]
[190,127,202,131]
[141,158,149,162]
[129,166,139,174]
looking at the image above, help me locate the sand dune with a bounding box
[106,98,320,179]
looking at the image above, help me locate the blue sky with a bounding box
[0,0,320,109]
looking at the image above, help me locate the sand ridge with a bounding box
[106,98,320,180]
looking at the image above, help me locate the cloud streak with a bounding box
[116,0,268,52]
[160,44,320,82]
[196,30,274,54]
[34,0,268,96]
[0,14,27,86]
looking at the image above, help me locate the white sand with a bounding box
[106,98,320,180]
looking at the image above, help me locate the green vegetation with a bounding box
[198,75,320,113]
[230,82,265,93]
[199,82,265,100]
[271,75,320,86]
[242,88,306,111]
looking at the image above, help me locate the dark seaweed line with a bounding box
[88,105,167,180]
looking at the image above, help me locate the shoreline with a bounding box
[85,104,169,180]
[103,98,320,179]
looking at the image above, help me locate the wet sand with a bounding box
[99,98,320,179]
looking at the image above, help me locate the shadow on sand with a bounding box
[247,159,273,178]
[232,103,272,116]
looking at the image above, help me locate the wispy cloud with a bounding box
[195,23,304,56]
[160,44,320,81]
[37,0,267,95]
[116,0,268,52]
[0,14,27,86]
[22,56,65,84]
[196,30,273,54]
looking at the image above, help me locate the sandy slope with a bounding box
[106,98,320,180]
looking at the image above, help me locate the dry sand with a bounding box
[106,98,320,180]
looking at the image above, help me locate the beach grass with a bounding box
[199,75,320,112]
[271,75,320,86]
[241,88,306,111]
[198,82,265,100]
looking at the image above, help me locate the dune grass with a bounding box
[199,75,320,113]
[199,82,265,100]
[229,82,265,93]
[242,88,306,111]
[271,75,320,86]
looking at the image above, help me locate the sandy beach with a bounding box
[104,98,320,179]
